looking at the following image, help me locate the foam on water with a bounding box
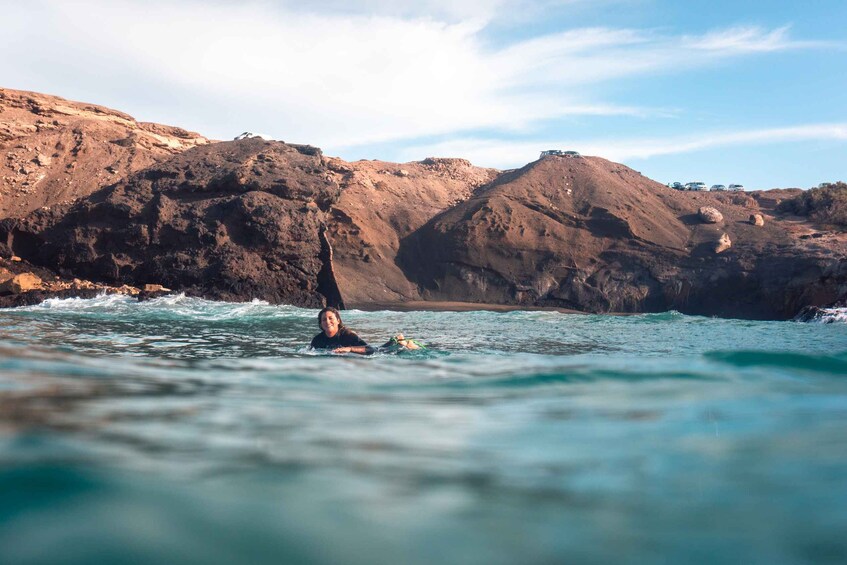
[811,306,847,324]
[33,291,130,310]
[21,294,318,326]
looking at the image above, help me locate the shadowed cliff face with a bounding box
[0,139,343,307]
[0,88,211,219]
[324,157,498,304]
[397,156,847,319]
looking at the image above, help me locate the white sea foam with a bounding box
[810,307,847,324]
[25,292,134,311]
[137,292,190,307]
[133,294,317,320]
[16,292,316,320]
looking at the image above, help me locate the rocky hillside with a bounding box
[0,88,210,218]
[0,139,498,308]
[0,89,844,319]
[398,155,847,318]
[0,139,342,306]
[326,157,497,303]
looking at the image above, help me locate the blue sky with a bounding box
[3,0,845,189]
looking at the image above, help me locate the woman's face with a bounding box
[320,311,340,337]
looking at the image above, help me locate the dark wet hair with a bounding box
[317,307,344,330]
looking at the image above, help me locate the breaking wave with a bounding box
[807,307,847,324]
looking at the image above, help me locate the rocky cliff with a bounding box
[397,156,847,318]
[0,88,210,218]
[1,89,845,319]
[326,157,497,303]
[1,139,343,306]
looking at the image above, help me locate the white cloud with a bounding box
[684,25,794,52]
[247,0,591,23]
[0,1,833,152]
[682,25,833,53]
[395,123,847,168]
[599,124,847,160]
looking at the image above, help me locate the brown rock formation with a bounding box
[0,272,43,293]
[0,139,343,307]
[0,115,497,309]
[325,157,497,304]
[698,206,724,224]
[0,88,210,218]
[0,256,144,307]
[714,233,732,254]
[1,89,845,319]
[397,155,847,318]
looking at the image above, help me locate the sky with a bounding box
[2,0,845,189]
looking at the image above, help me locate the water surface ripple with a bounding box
[1,295,846,564]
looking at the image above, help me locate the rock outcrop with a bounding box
[698,206,724,224]
[0,139,343,307]
[396,155,847,319]
[0,88,211,218]
[794,298,847,323]
[0,272,43,293]
[0,256,146,308]
[325,157,497,304]
[714,233,732,254]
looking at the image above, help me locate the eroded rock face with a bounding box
[0,139,343,307]
[750,214,765,226]
[399,156,702,312]
[0,256,147,307]
[0,88,211,219]
[325,157,498,304]
[397,156,847,319]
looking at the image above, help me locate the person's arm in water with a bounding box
[332,330,375,355]
[332,345,371,355]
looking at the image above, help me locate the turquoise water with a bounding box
[1,295,846,564]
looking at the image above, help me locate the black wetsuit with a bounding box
[310,328,375,354]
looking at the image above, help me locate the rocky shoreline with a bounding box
[0,256,173,308]
[2,88,845,320]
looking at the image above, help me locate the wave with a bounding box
[15,295,709,323]
[704,349,847,374]
[14,293,317,320]
[806,307,847,324]
[33,291,130,310]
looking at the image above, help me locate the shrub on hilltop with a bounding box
[778,182,847,228]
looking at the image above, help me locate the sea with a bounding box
[1,294,846,564]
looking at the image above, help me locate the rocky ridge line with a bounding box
[0,87,211,219]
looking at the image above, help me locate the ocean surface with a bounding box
[1,294,846,564]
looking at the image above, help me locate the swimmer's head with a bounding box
[318,307,343,337]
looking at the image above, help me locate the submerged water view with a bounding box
[1,295,846,564]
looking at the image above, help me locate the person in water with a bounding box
[310,307,373,355]
[309,307,422,354]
